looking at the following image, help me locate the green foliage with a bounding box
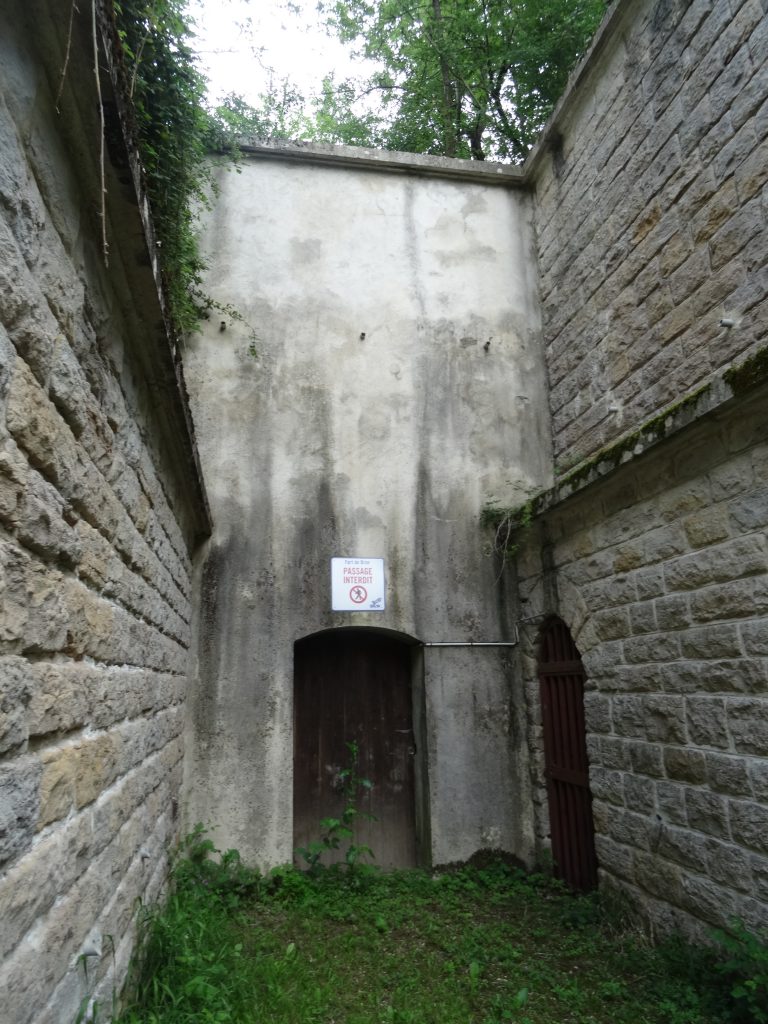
[115,827,262,1023]
[112,0,217,335]
[318,0,609,161]
[295,740,377,872]
[110,841,748,1024]
[206,88,315,151]
[712,919,768,1023]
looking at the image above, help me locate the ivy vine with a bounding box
[110,0,247,338]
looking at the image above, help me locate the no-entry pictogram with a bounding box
[331,557,386,611]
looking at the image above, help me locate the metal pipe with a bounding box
[422,641,518,647]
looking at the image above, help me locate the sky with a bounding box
[189,0,368,107]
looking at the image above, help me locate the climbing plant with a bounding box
[111,0,222,335]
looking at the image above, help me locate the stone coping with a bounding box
[485,348,768,531]
[237,139,526,187]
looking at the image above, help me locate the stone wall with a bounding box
[531,0,768,466]
[514,380,768,937]
[510,0,768,935]
[0,5,208,1022]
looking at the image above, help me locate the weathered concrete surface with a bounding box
[183,156,552,867]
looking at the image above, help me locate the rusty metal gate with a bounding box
[538,617,598,891]
[293,629,417,869]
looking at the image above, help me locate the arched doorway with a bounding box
[538,617,598,890]
[293,629,421,869]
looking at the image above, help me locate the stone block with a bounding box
[685,696,730,748]
[5,357,84,501]
[665,746,708,784]
[612,696,646,739]
[0,755,41,866]
[628,741,665,777]
[593,607,630,641]
[590,766,625,806]
[708,749,753,794]
[653,595,690,632]
[584,692,611,734]
[618,664,667,694]
[623,633,681,664]
[594,834,634,880]
[624,772,656,815]
[679,872,736,927]
[750,760,768,801]
[642,695,688,744]
[740,620,768,656]
[604,807,654,852]
[656,781,688,825]
[692,578,768,623]
[0,539,29,644]
[599,735,631,770]
[729,798,768,853]
[727,698,768,755]
[644,523,691,564]
[733,135,768,203]
[729,485,768,531]
[706,838,753,890]
[686,787,731,838]
[17,470,80,567]
[37,746,77,828]
[0,438,27,528]
[0,655,32,754]
[709,194,764,269]
[629,601,657,634]
[682,507,731,548]
[674,657,768,695]
[680,624,743,660]
[751,853,768,901]
[23,563,68,655]
[691,178,739,244]
[633,849,683,901]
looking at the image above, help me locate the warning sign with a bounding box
[331,557,385,611]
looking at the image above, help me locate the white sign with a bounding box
[331,557,386,611]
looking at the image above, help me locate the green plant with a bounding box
[295,740,377,872]
[712,919,768,1023]
[107,0,256,348]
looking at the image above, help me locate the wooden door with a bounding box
[293,630,417,869]
[538,618,598,891]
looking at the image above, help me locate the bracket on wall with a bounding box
[421,614,548,647]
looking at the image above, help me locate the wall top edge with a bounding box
[523,0,632,179]
[29,0,214,544]
[234,139,528,187]
[485,349,768,533]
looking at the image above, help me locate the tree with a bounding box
[318,0,608,161]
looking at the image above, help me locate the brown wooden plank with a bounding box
[293,630,417,869]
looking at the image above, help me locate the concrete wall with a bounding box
[183,148,552,868]
[508,0,768,936]
[532,0,768,466]
[0,5,208,1021]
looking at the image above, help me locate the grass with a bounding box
[107,830,760,1024]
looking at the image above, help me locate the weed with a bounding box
[295,740,377,873]
[712,919,768,1023]
[107,839,753,1024]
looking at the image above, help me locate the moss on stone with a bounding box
[723,345,768,395]
[480,382,711,533]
